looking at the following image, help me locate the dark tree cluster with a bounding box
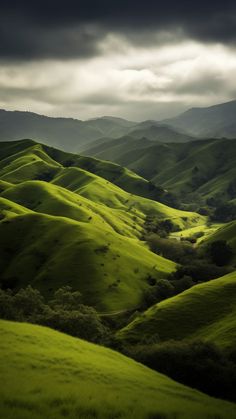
[0,285,110,344]
[126,340,236,403]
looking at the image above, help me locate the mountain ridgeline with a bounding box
[1,100,236,156]
[165,99,236,138]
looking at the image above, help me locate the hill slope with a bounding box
[165,99,236,138]
[83,138,236,204]
[0,110,137,152]
[200,220,236,259]
[0,140,205,311]
[118,272,236,352]
[0,210,176,311]
[0,139,168,202]
[0,320,235,419]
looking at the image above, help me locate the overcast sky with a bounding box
[0,0,236,121]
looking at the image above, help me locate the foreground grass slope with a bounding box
[0,320,235,419]
[118,272,236,351]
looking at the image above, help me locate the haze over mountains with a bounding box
[165,100,236,139]
[1,100,236,154]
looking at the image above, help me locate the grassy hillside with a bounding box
[81,136,155,161]
[0,210,176,311]
[82,124,194,158]
[83,138,236,205]
[0,320,235,419]
[170,223,223,244]
[0,139,167,202]
[0,140,206,312]
[118,272,236,352]
[127,124,194,143]
[200,220,236,254]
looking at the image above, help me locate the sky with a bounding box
[0,0,236,121]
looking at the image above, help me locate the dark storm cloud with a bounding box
[0,1,236,60]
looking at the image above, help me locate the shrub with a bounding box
[211,203,236,222]
[144,218,177,237]
[50,286,82,310]
[34,170,56,182]
[127,340,236,402]
[173,261,230,282]
[14,286,45,318]
[0,286,110,345]
[208,240,233,266]
[0,289,17,320]
[38,306,109,344]
[142,279,174,307]
[145,234,195,264]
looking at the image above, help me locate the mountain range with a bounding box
[0,99,235,155]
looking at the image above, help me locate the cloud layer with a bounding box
[0,1,236,120]
[1,1,236,60]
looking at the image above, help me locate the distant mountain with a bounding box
[1,100,235,156]
[0,109,137,152]
[82,123,194,158]
[165,100,236,138]
[0,109,195,155]
[127,124,194,143]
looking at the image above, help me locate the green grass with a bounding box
[118,272,236,352]
[170,223,223,243]
[83,137,236,203]
[200,220,236,255]
[0,140,208,312]
[0,320,235,419]
[0,210,175,312]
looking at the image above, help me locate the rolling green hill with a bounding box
[118,272,236,352]
[81,124,194,158]
[127,124,194,143]
[200,220,236,258]
[0,320,235,419]
[0,140,205,312]
[83,138,236,204]
[0,139,167,202]
[0,209,176,311]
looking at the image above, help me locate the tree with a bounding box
[50,286,82,310]
[39,305,109,343]
[14,285,45,318]
[0,289,16,320]
[208,240,233,266]
[211,203,236,222]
